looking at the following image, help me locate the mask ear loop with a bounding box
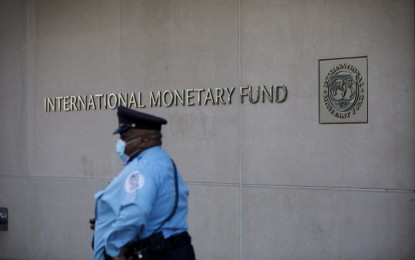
[125,136,142,145]
[124,136,144,162]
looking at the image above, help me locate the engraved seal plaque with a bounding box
[319,56,368,123]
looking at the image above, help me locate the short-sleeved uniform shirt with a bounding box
[93,146,189,259]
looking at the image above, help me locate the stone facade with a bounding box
[0,0,414,259]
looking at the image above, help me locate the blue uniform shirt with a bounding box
[93,146,190,259]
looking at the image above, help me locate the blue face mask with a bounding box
[116,137,141,163]
[116,139,129,163]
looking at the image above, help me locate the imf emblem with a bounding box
[323,63,364,118]
[319,57,368,124]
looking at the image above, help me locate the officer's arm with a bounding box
[105,174,158,257]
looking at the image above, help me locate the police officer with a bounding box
[90,106,196,260]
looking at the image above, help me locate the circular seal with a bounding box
[323,63,365,119]
[124,171,145,193]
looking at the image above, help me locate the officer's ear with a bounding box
[138,135,151,149]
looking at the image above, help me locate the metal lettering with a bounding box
[174,90,185,106]
[87,95,96,110]
[162,90,174,107]
[150,91,162,107]
[215,88,225,105]
[43,85,288,112]
[225,87,235,104]
[240,86,250,104]
[276,85,288,103]
[204,89,215,105]
[186,89,195,106]
[261,86,273,103]
[194,89,205,105]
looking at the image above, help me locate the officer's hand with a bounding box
[89,218,95,230]
[112,247,133,260]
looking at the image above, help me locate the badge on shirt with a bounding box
[125,171,145,193]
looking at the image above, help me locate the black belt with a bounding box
[136,231,191,251]
[104,232,192,260]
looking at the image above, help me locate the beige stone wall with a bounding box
[0,0,414,259]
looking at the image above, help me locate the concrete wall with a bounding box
[0,0,414,259]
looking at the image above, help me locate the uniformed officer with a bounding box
[90,106,196,260]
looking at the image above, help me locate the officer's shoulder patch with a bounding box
[125,170,145,193]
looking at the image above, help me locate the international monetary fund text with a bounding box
[44,85,288,112]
